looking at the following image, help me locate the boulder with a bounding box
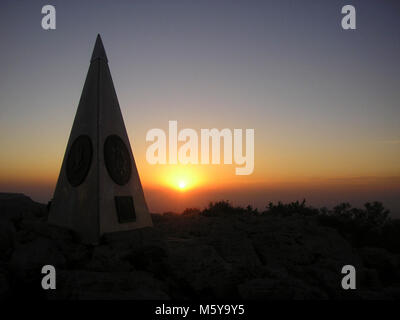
[0,193,46,226]
[9,237,66,279]
[85,245,132,272]
[166,239,234,299]
[0,221,16,261]
[238,277,327,300]
[359,247,400,284]
[48,270,169,300]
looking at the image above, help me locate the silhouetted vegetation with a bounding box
[265,199,319,217]
[182,208,201,216]
[167,199,400,255]
[317,201,391,249]
[201,201,248,217]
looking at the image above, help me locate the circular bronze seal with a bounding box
[66,135,93,187]
[104,135,131,185]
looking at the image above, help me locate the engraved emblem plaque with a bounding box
[66,135,93,187]
[104,135,131,185]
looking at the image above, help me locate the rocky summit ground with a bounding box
[0,193,399,300]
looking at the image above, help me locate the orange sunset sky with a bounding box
[0,1,399,215]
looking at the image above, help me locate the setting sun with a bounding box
[152,165,207,192]
[178,180,187,190]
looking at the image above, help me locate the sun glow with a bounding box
[158,165,206,191]
[178,180,187,190]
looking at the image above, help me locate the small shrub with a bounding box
[264,199,319,217]
[201,201,245,217]
[182,208,201,216]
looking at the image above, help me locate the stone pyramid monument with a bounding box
[48,35,153,243]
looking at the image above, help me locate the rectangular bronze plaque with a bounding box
[115,196,136,223]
